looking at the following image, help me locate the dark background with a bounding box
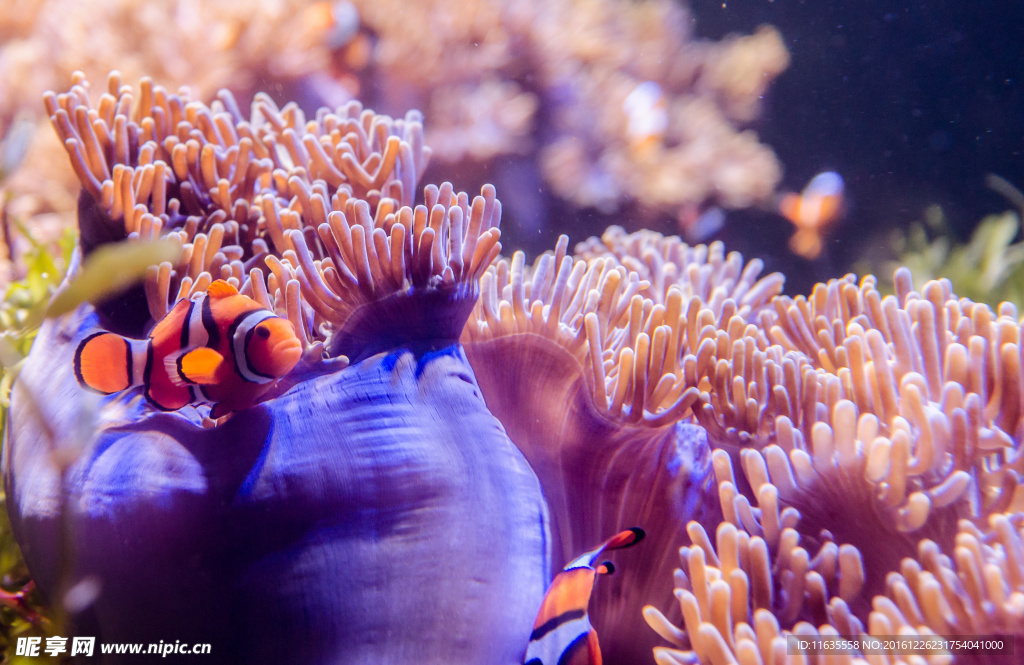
[693,0,1024,293]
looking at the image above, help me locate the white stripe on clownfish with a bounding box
[128,338,149,388]
[184,294,210,350]
[524,614,591,665]
[230,309,277,384]
[624,81,668,155]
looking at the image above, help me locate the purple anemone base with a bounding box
[4,305,549,664]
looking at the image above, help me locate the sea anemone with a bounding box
[6,72,548,663]
[5,71,1024,665]
[636,269,1024,663]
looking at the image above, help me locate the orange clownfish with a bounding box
[778,171,845,260]
[524,528,645,665]
[623,81,668,157]
[74,280,302,418]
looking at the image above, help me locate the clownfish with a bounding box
[74,280,302,418]
[525,528,645,665]
[304,1,360,51]
[778,171,845,260]
[623,81,668,157]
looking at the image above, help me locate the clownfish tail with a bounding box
[602,527,645,553]
[74,332,145,395]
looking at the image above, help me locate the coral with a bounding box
[584,236,1024,661]
[474,222,1024,662]
[0,0,345,285]
[338,0,787,214]
[460,226,790,660]
[0,0,335,116]
[643,511,1023,664]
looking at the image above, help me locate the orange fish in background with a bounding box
[524,528,645,665]
[778,171,845,260]
[623,81,669,157]
[75,280,302,418]
[306,0,372,84]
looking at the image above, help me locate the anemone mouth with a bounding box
[327,281,479,361]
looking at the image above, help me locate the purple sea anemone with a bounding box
[7,73,549,664]
[5,72,1024,665]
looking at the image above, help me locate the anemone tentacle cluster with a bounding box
[6,72,1024,664]
[44,71,510,352]
[10,72,552,664]
[566,237,1024,660]
[464,222,1024,660]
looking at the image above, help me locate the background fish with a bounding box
[623,82,669,157]
[778,171,845,259]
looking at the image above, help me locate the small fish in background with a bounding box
[778,171,845,259]
[301,1,371,98]
[623,81,668,157]
[525,527,645,665]
[75,280,302,419]
[678,203,726,244]
[314,2,373,71]
[305,1,361,52]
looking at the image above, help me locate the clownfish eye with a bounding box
[256,326,271,339]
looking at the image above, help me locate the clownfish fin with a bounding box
[778,192,801,225]
[595,561,615,575]
[585,631,601,665]
[206,279,239,299]
[164,357,187,387]
[75,332,138,394]
[789,228,824,260]
[179,348,225,383]
[566,527,646,570]
[164,347,224,386]
[601,527,645,552]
